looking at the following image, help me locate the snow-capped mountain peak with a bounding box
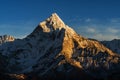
[0,13,120,80]
[32,13,66,34]
[46,13,65,28]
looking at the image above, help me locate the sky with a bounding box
[0,0,120,40]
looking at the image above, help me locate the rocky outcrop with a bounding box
[0,35,15,44]
[0,13,120,80]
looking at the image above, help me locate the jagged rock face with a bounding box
[101,39,120,54]
[0,13,120,80]
[0,35,15,44]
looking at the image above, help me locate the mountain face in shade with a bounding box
[101,39,120,54]
[0,13,120,80]
[0,35,15,44]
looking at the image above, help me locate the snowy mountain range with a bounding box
[0,35,14,44]
[0,13,120,80]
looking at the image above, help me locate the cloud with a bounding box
[71,17,120,41]
[75,24,120,41]
[86,27,96,33]
[94,34,120,41]
[110,18,120,23]
[107,27,119,33]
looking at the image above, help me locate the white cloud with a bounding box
[94,34,119,41]
[107,27,119,33]
[110,18,120,23]
[76,25,120,41]
[86,27,96,33]
[73,17,120,41]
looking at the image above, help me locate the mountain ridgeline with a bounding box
[0,13,120,80]
[101,39,120,54]
[0,35,14,44]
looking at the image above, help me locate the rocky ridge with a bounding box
[0,13,120,80]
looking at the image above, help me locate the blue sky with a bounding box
[0,0,120,40]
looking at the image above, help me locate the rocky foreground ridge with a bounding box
[0,13,120,80]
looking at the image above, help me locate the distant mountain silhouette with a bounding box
[101,39,120,54]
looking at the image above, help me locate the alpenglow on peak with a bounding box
[49,13,65,26]
[31,13,76,35]
[38,13,66,32]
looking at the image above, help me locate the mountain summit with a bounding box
[41,13,66,29]
[30,13,76,36]
[0,13,120,80]
[31,13,65,33]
